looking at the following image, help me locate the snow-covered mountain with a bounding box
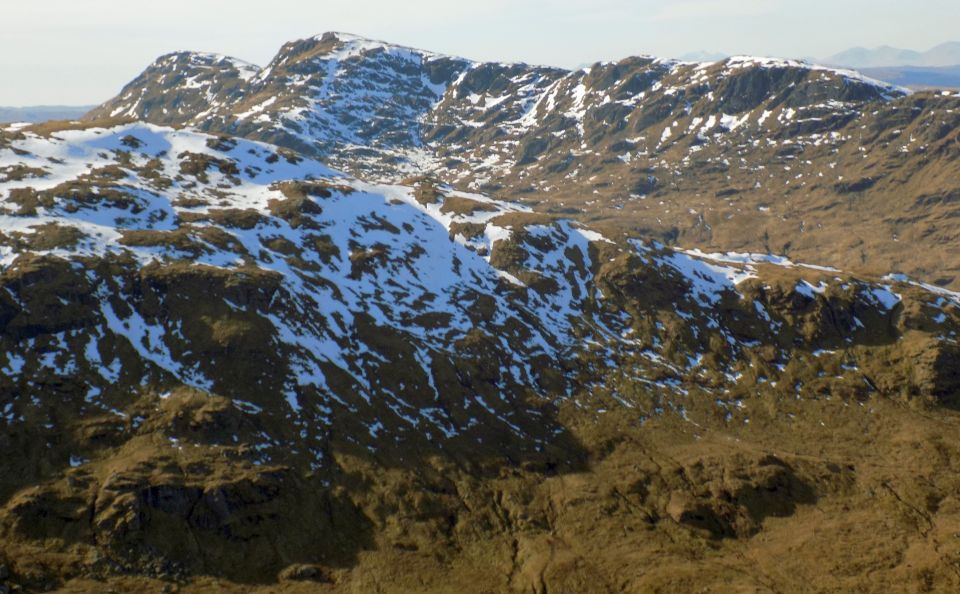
[5,33,960,593]
[6,120,952,447]
[87,33,960,291]
[3,112,960,590]
[90,32,905,184]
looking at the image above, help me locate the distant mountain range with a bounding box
[677,50,728,62]
[824,42,960,69]
[823,43,960,89]
[857,65,960,89]
[0,105,92,123]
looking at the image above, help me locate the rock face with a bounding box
[0,34,959,593]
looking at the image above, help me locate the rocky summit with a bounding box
[1,32,960,593]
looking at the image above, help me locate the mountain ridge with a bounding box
[85,32,960,292]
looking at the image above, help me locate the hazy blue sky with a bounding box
[2,0,958,105]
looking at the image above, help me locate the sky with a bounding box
[2,0,959,106]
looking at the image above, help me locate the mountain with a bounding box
[859,65,960,89]
[825,45,924,69]
[0,105,95,124]
[3,32,960,593]
[88,33,960,290]
[89,33,904,181]
[825,43,960,88]
[826,41,960,68]
[678,50,728,62]
[4,113,960,594]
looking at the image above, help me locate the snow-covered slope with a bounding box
[85,34,960,293]
[87,32,906,183]
[0,121,649,451]
[6,106,960,593]
[0,122,581,441]
[2,120,959,456]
